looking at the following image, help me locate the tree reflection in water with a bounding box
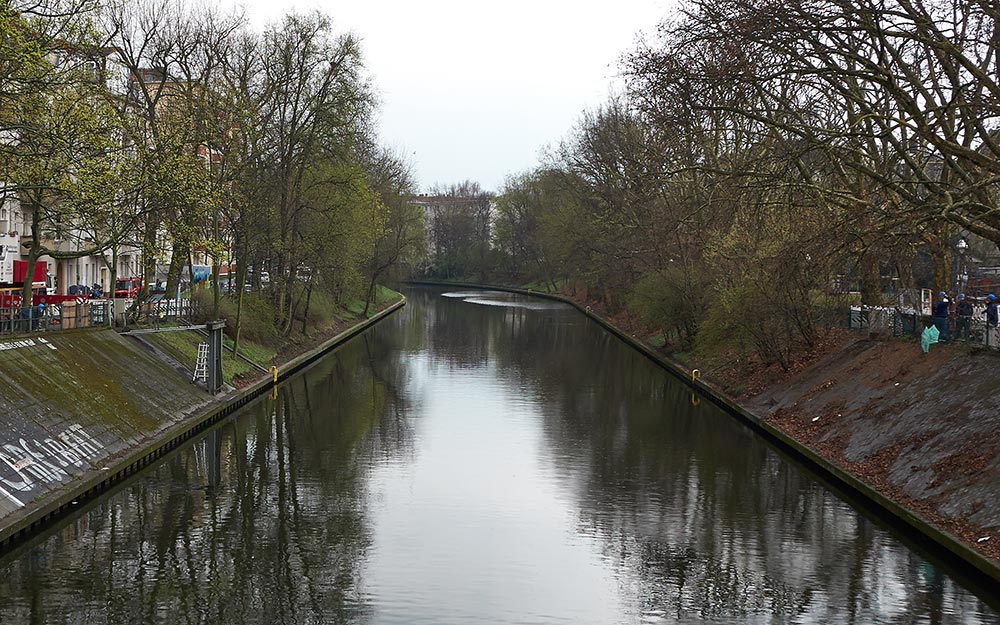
[400,287,999,623]
[0,286,996,624]
[0,326,418,625]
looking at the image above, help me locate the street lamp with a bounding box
[956,237,969,293]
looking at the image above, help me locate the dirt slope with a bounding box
[747,337,1000,560]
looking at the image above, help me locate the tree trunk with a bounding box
[363,269,381,317]
[19,199,41,308]
[858,251,882,306]
[165,238,188,299]
[20,250,39,313]
[281,293,295,336]
[187,250,196,296]
[301,272,314,334]
[107,245,118,327]
[232,238,248,356]
[141,217,159,300]
[211,262,221,317]
[212,206,221,317]
[925,229,952,295]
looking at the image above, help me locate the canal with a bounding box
[0,286,997,623]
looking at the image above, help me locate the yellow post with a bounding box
[691,369,701,382]
[269,366,278,384]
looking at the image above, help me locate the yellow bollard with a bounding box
[691,369,701,382]
[269,366,278,384]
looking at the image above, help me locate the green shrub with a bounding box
[300,288,337,329]
[628,266,710,350]
[213,293,280,345]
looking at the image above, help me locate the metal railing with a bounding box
[849,307,1000,348]
[0,297,206,336]
[122,298,205,328]
[0,300,110,337]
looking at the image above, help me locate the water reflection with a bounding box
[0,286,996,624]
[441,289,566,310]
[0,332,418,624]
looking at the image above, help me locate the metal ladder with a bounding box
[193,342,208,384]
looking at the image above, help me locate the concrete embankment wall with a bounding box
[407,280,1000,587]
[0,298,405,548]
[0,329,214,536]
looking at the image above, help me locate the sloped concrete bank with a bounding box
[409,280,1000,589]
[0,298,404,550]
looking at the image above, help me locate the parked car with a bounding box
[114,277,143,298]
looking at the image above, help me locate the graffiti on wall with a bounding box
[0,424,105,509]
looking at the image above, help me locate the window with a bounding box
[83,59,99,82]
[0,196,10,232]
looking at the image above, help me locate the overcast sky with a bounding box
[239,1,675,192]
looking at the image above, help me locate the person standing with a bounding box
[986,294,998,347]
[932,291,951,341]
[956,294,973,340]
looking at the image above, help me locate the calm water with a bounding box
[0,286,997,624]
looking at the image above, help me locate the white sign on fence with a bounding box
[920,289,932,316]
